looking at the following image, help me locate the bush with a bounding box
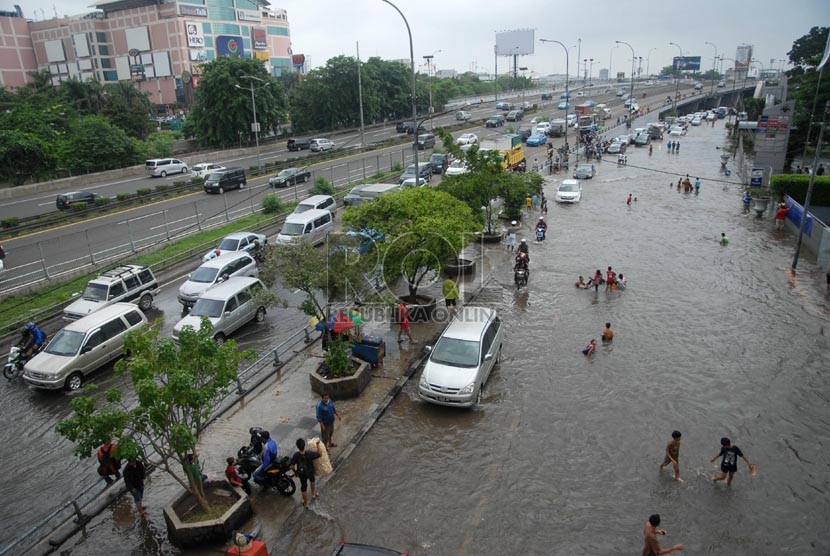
[262,194,286,214]
[770,174,830,205]
[249,165,259,172]
[116,193,132,202]
[1,217,20,229]
[310,177,335,196]
[70,202,87,212]
[392,162,403,172]
[190,177,203,185]
[136,188,152,196]
[156,184,170,192]
[94,197,111,206]
[172,180,185,187]
[371,171,385,180]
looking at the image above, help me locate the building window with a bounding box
[243,39,251,51]
[99,45,109,55]
[207,0,234,8]
[96,32,107,43]
[267,26,288,36]
[236,0,258,9]
[101,58,112,69]
[206,50,215,61]
[203,36,213,47]
[103,70,118,81]
[211,22,240,35]
[208,7,236,21]
[270,57,291,68]
[202,22,211,34]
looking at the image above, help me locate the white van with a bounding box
[418,307,503,407]
[178,251,258,309]
[23,303,148,391]
[173,277,267,344]
[357,183,402,203]
[277,209,333,246]
[294,194,337,218]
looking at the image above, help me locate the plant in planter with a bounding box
[57,320,256,519]
[318,335,355,378]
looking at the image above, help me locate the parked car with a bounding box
[178,252,258,310]
[399,163,432,184]
[429,153,449,174]
[445,160,469,176]
[269,167,310,187]
[557,101,570,110]
[456,133,478,145]
[541,93,553,100]
[277,209,333,246]
[616,89,625,97]
[63,264,157,319]
[606,141,626,154]
[330,542,408,556]
[203,167,246,194]
[668,125,685,136]
[690,116,702,126]
[145,158,188,177]
[416,133,436,149]
[694,82,703,90]
[485,115,504,128]
[717,81,726,88]
[573,163,596,179]
[525,134,547,147]
[309,138,335,152]
[192,163,225,178]
[202,232,267,262]
[343,184,371,206]
[506,110,523,122]
[401,177,428,188]
[634,132,651,146]
[56,191,98,210]
[455,111,471,121]
[294,194,337,218]
[173,277,266,344]
[555,179,583,203]
[287,138,311,151]
[560,92,571,99]
[496,101,508,110]
[418,306,503,407]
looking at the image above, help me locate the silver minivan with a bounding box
[173,277,267,344]
[418,307,503,407]
[276,209,333,246]
[23,303,147,391]
[178,252,258,309]
[145,158,188,177]
[294,195,337,218]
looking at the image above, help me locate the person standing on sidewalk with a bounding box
[316,393,341,449]
[96,439,121,486]
[442,277,459,317]
[123,458,147,517]
[643,514,684,556]
[397,302,414,343]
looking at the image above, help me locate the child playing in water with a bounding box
[575,276,588,288]
[582,339,597,356]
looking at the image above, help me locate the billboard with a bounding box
[736,45,752,68]
[252,27,267,50]
[495,29,534,56]
[185,21,204,48]
[672,56,701,71]
[216,36,245,58]
[292,54,306,70]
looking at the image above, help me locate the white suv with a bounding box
[146,158,188,177]
[309,139,335,152]
[64,265,158,320]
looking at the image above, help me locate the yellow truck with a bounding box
[479,134,526,172]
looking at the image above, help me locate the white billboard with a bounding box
[496,29,534,56]
[736,45,752,69]
[185,21,205,48]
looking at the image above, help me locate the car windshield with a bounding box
[430,155,443,162]
[560,184,579,192]
[189,298,225,318]
[294,204,311,213]
[45,330,85,356]
[281,223,305,236]
[577,165,592,171]
[190,266,219,283]
[449,161,465,168]
[403,165,416,175]
[278,169,293,178]
[431,337,480,368]
[218,238,240,251]
[81,283,108,301]
[205,173,222,183]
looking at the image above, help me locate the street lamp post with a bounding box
[583,58,588,85]
[423,49,441,125]
[645,47,656,79]
[380,0,419,187]
[237,75,265,169]
[609,44,618,83]
[588,58,594,85]
[540,38,570,160]
[519,66,528,103]
[705,41,718,99]
[616,40,635,123]
[669,42,683,116]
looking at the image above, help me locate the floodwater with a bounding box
[12,122,830,555]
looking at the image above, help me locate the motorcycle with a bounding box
[514,268,528,289]
[4,345,39,380]
[536,226,546,242]
[235,444,296,496]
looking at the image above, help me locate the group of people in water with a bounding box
[674,174,701,194]
[575,266,627,293]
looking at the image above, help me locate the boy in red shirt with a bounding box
[775,203,791,230]
[225,457,251,495]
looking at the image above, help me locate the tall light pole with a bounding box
[609,44,618,83]
[356,42,365,148]
[540,38,570,157]
[583,58,588,85]
[237,75,265,169]
[576,38,581,92]
[704,41,718,99]
[588,58,594,85]
[423,49,441,125]
[637,56,643,82]
[519,66,528,103]
[380,0,419,186]
[616,40,635,122]
[645,47,657,79]
[669,42,683,116]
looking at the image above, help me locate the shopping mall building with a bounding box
[0,1,292,105]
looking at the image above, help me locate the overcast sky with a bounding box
[12,0,830,76]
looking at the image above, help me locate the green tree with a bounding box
[101,81,155,139]
[0,130,56,185]
[309,176,335,195]
[57,115,142,173]
[57,320,255,511]
[785,27,830,166]
[788,26,829,67]
[343,187,478,300]
[186,57,287,148]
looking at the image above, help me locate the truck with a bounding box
[479,133,526,172]
[594,104,612,120]
[578,114,597,132]
[548,119,567,137]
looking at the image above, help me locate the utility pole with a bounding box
[356,42,365,148]
[494,45,499,103]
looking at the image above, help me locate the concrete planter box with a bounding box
[753,197,771,217]
[310,358,371,398]
[163,481,251,548]
[476,231,503,244]
[444,258,476,278]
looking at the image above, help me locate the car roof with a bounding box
[222,231,257,240]
[284,208,331,223]
[561,179,579,186]
[299,194,333,204]
[201,276,261,299]
[440,306,497,341]
[199,251,254,268]
[64,302,143,331]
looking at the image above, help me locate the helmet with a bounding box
[26,322,35,330]
[539,217,544,221]
[511,221,517,226]
[521,239,527,243]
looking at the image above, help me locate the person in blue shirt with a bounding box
[742,189,752,213]
[253,430,278,483]
[316,393,341,449]
[19,322,46,358]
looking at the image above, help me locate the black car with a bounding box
[485,115,505,128]
[56,191,98,210]
[269,167,311,187]
[395,121,413,133]
[399,163,433,184]
[287,138,311,151]
[406,123,426,135]
[429,153,448,174]
[541,93,553,100]
[516,127,533,142]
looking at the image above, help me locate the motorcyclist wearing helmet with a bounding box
[18,323,46,358]
[252,430,278,483]
[536,216,548,232]
[517,238,530,262]
[514,251,529,272]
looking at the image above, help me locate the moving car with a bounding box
[573,163,595,179]
[525,134,547,147]
[192,163,225,178]
[668,125,685,136]
[173,277,267,344]
[178,252,258,309]
[63,264,158,319]
[294,194,337,218]
[506,110,523,122]
[616,89,625,96]
[416,133,436,149]
[606,141,626,154]
[495,101,508,110]
[560,92,571,99]
[690,116,702,126]
[634,132,651,146]
[541,93,553,100]
[557,101,570,110]
[418,306,503,407]
[456,133,478,145]
[145,158,188,177]
[485,115,505,128]
[717,81,726,88]
[399,163,432,184]
[555,179,583,203]
[445,160,469,176]
[269,167,310,187]
[694,82,703,90]
[535,122,552,134]
[395,121,413,133]
[455,111,471,121]
[203,232,267,262]
[309,138,335,152]
[429,153,449,174]
[287,138,311,151]
[56,191,98,210]
[203,167,246,194]
[401,177,428,188]
[277,209,333,246]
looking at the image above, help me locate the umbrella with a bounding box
[332,310,355,334]
[346,309,365,327]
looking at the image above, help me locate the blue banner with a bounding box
[216,35,245,58]
[785,196,813,237]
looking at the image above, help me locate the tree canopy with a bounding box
[785,26,830,166]
[788,26,829,68]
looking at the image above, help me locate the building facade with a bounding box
[0,0,292,105]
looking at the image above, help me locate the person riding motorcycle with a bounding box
[514,252,529,272]
[252,430,278,483]
[517,238,530,260]
[18,323,46,358]
[536,216,548,231]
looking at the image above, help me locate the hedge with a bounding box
[770,174,830,206]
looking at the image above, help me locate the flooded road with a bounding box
[12,121,830,555]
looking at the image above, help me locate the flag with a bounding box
[819,31,830,70]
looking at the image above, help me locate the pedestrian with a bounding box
[818,164,825,176]
[617,153,623,167]
[290,438,321,508]
[96,439,121,486]
[442,277,459,317]
[582,339,597,356]
[616,116,621,125]
[675,141,680,153]
[622,153,628,166]
[667,140,673,152]
[795,164,802,174]
[541,195,548,215]
[775,203,791,230]
[720,232,729,246]
[316,393,341,449]
[627,194,633,206]
[397,301,414,343]
[605,266,617,288]
[123,458,147,517]
[601,322,614,342]
[186,452,207,483]
[649,143,653,156]
[526,195,532,213]
[0,243,5,260]
[659,430,682,481]
[710,436,756,486]
[531,193,539,209]
[506,220,517,252]
[694,177,701,193]
[225,457,251,495]
[643,514,684,556]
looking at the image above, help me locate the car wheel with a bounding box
[475,388,482,405]
[218,186,224,194]
[138,293,153,311]
[65,372,84,391]
[254,307,266,323]
[160,170,167,177]
[214,333,226,345]
[182,167,188,174]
